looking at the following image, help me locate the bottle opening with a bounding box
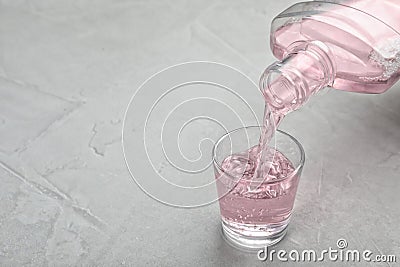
[260,66,300,113]
[260,41,336,115]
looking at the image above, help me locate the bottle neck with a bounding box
[260,41,336,114]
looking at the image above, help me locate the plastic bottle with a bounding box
[260,0,400,114]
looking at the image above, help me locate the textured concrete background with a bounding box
[0,0,399,266]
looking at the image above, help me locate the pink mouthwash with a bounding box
[218,0,400,234]
[218,145,299,233]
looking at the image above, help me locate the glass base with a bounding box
[221,219,288,251]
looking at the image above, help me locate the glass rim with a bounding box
[212,126,305,183]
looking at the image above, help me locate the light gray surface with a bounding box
[0,0,399,266]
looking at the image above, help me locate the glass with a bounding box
[212,126,305,250]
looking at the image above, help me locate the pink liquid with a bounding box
[271,0,400,94]
[216,0,400,242]
[217,145,299,226]
[216,54,295,236]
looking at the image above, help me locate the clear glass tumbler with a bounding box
[212,126,305,250]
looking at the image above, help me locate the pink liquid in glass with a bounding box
[217,145,300,234]
[216,0,400,245]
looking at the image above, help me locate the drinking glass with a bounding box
[212,126,305,250]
